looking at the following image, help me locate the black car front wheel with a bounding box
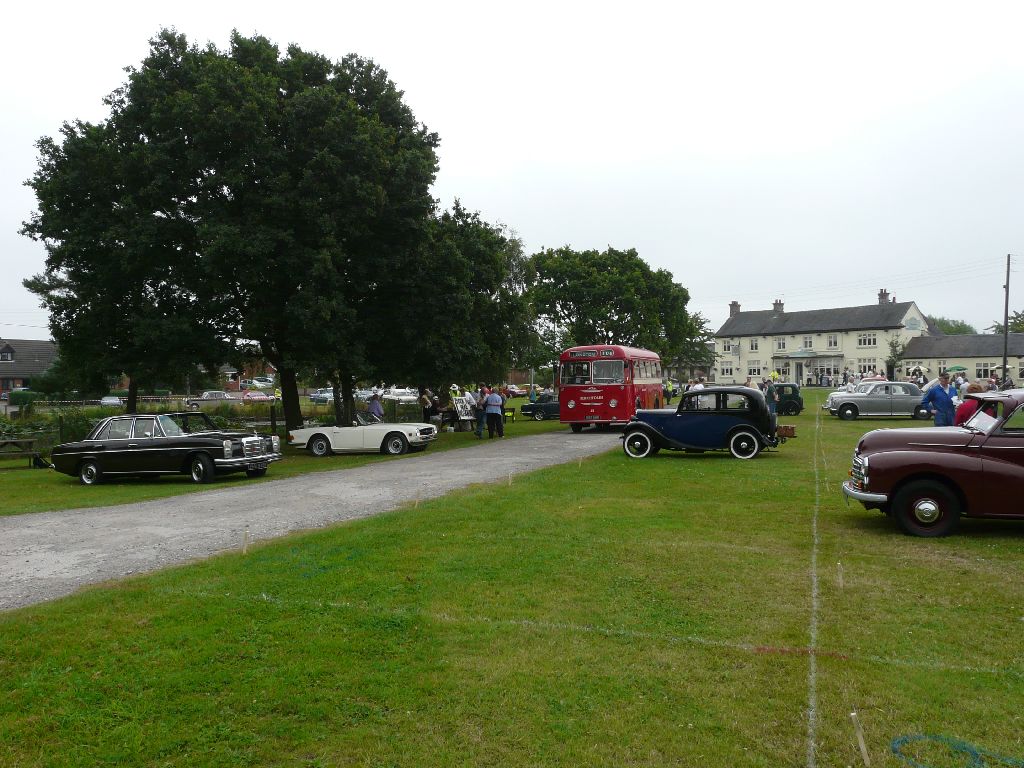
[190,453,215,484]
[623,430,658,458]
[728,430,761,460]
[838,404,858,421]
[78,460,102,485]
[532,411,546,421]
[892,480,960,537]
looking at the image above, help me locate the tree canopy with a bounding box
[926,315,977,335]
[527,246,708,364]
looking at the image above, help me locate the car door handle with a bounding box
[128,443,138,447]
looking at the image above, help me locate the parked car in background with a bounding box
[51,412,282,485]
[288,412,438,456]
[99,396,123,407]
[774,382,804,416]
[242,390,274,404]
[505,385,527,397]
[186,391,236,410]
[823,381,929,420]
[251,376,275,389]
[842,389,1024,536]
[520,393,560,421]
[309,387,334,404]
[622,386,788,460]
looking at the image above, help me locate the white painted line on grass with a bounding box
[806,406,823,768]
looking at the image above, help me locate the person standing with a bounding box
[764,378,779,416]
[474,383,488,438]
[367,393,384,420]
[484,386,505,438]
[954,382,985,425]
[921,373,957,426]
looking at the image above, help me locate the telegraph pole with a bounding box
[1002,254,1011,387]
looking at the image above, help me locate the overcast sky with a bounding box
[3,1,1022,342]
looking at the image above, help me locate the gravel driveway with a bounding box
[1,430,619,611]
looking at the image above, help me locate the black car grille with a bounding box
[419,428,435,437]
[242,437,264,458]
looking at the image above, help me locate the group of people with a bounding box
[413,383,547,439]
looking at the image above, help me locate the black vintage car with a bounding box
[621,386,787,460]
[51,412,283,485]
[519,393,560,421]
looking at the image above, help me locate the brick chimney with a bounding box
[729,300,741,317]
[772,299,784,312]
[878,289,890,304]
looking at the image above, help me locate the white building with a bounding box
[713,290,938,385]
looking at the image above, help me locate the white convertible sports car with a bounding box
[288,412,438,456]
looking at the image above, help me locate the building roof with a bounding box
[0,338,58,377]
[905,334,1024,359]
[716,301,941,337]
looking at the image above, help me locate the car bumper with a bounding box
[842,480,888,505]
[215,453,284,469]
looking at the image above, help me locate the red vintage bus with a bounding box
[558,345,665,432]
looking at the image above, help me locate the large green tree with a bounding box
[989,311,1024,335]
[527,246,706,362]
[25,30,440,428]
[926,315,977,335]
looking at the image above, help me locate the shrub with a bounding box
[55,407,96,442]
[9,391,42,407]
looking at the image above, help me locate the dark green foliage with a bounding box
[927,315,978,335]
[988,310,1024,335]
[527,246,710,362]
[8,391,42,408]
[54,407,95,442]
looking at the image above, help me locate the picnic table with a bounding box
[0,438,41,468]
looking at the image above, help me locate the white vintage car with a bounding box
[288,412,437,456]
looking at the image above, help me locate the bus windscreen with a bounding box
[561,362,590,385]
[592,360,624,384]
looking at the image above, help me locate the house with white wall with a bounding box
[713,290,939,384]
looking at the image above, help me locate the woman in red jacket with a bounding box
[954,381,986,425]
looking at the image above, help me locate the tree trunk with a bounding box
[126,377,139,413]
[278,367,303,430]
[329,373,343,425]
[341,375,355,425]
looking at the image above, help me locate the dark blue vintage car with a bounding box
[621,386,785,459]
[520,393,560,421]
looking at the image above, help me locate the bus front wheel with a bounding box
[570,424,584,433]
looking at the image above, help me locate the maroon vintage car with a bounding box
[842,389,1024,536]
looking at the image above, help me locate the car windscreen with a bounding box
[965,402,1002,434]
[158,415,185,437]
[165,413,216,433]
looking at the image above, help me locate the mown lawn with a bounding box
[0,415,565,516]
[1,389,1022,767]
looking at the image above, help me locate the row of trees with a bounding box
[22,30,710,428]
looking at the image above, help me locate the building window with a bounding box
[775,337,786,351]
[857,358,878,374]
[0,352,12,362]
[747,360,761,377]
[827,334,838,349]
[722,340,732,352]
[976,363,994,380]
[720,364,733,377]
[937,360,947,373]
[857,333,877,348]
[749,338,758,352]
[802,336,813,349]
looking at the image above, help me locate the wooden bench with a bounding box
[0,438,41,468]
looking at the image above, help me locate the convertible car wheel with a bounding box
[728,430,761,460]
[623,430,658,458]
[308,434,331,457]
[78,460,102,485]
[383,433,409,455]
[190,453,215,484]
[892,480,960,537]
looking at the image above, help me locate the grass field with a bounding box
[0,415,565,516]
[1,389,1023,767]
